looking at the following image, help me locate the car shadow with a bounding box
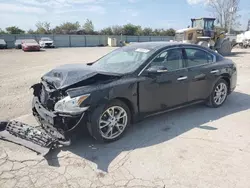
[45,91,250,172]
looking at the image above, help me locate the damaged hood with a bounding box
[41,63,120,89]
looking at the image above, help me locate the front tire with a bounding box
[206,79,228,108]
[88,99,131,142]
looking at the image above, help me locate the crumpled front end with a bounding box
[31,82,88,138]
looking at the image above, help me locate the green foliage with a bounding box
[36,22,51,34]
[53,22,81,34]
[0,28,7,34]
[6,26,25,34]
[83,19,94,34]
[27,29,37,34]
[111,25,123,35]
[123,24,140,35]
[4,19,176,36]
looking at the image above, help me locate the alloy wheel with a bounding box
[99,106,128,140]
[213,82,228,105]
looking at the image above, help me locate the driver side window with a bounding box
[149,48,184,71]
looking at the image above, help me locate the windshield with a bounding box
[23,39,37,43]
[0,39,5,44]
[91,46,155,74]
[193,19,204,29]
[15,39,22,44]
[41,38,52,41]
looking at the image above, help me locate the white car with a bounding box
[236,31,250,48]
[39,37,55,48]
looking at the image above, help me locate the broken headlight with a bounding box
[54,94,90,114]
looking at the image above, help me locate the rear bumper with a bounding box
[32,97,87,135]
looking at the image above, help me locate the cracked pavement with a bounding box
[1,47,250,188]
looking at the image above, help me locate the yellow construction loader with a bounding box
[175,17,232,56]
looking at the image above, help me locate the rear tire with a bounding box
[88,99,131,142]
[206,79,228,108]
[217,40,232,56]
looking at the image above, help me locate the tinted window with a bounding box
[185,48,213,67]
[150,48,184,71]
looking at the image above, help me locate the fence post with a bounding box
[149,36,151,41]
[137,36,139,42]
[69,35,71,47]
[84,36,87,47]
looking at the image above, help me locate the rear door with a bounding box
[183,47,218,102]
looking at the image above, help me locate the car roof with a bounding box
[41,37,52,39]
[23,39,36,42]
[128,41,207,50]
[0,39,6,44]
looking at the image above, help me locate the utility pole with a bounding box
[247,19,250,31]
[228,0,237,34]
[228,7,236,34]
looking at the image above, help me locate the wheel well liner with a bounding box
[221,75,230,89]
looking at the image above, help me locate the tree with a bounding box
[83,19,94,34]
[164,28,176,36]
[36,21,51,34]
[0,28,7,34]
[123,24,140,35]
[100,27,113,35]
[53,22,81,34]
[27,29,37,34]
[142,27,153,36]
[112,25,123,35]
[6,26,25,34]
[207,0,241,31]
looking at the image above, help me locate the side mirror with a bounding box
[145,65,168,74]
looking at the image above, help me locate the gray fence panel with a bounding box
[0,35,16,48]
[85,35,100,47]
[126,36,139,42]
[54,35,70,47]
[138,36,151,42]
[71,35,86,47]
[99,35,108,46]
[150,36,163,41]
[161,36,174,41]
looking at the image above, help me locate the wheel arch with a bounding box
[113,97,135,123]
[220,74,231,92]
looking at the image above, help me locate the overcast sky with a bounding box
[0,0,249,31]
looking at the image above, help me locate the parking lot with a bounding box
[0,47,250,188]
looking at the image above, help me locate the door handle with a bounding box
[210,70,219,74]
[177,76,188,81]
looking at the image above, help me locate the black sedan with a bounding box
[31,42,237,142]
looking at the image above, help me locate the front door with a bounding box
[139,48,189,115]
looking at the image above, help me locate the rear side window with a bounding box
[184,48,214,67]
